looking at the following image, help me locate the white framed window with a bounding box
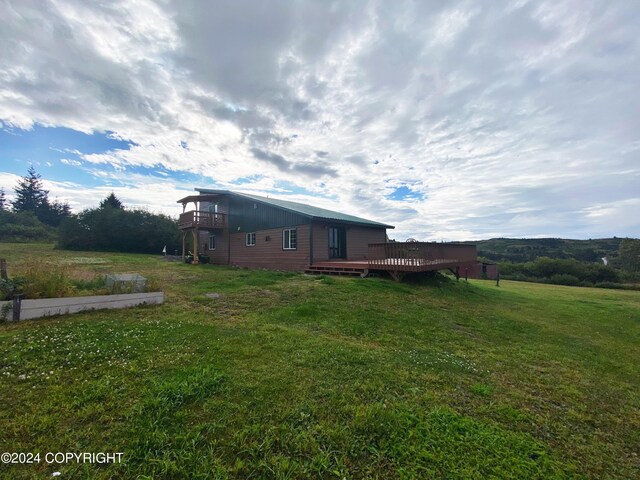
[208,234,216,250]
[283,228,297,250]
[246,232,256,246]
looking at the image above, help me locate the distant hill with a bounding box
[465,237,623,264]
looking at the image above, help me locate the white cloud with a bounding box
[0,0,639,239]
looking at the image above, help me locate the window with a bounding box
[283,228,297,250]
[208,234,216,250]
[246,232,256,246]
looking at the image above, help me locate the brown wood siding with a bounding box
[312,221,386,262]
[229,224,310,271]
[201,231,229,264]
[345,225,387,260]
[462,262,498,280]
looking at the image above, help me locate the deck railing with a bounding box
[178,210,226,229]
[368,242,477,272]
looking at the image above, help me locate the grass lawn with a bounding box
[0,243,638,479]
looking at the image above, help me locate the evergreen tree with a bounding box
[12,166,49,214]
[11,167,71,226]
[37,198,72,227]
[0,188,7,211]
[99,192,124,209]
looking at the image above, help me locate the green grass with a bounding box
[0,243,638,479]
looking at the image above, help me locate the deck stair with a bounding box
[305,264,368,277]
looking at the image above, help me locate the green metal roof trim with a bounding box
[197,188,394,229]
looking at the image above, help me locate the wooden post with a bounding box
[389,270,404,282]
[12,294,23,321]
[496,272,500,287]
[0,259,7,280]
[192,229,200,265]
[182,232,187,260]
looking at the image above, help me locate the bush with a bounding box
[0,277,26,301]
[546,274,580,286]
[0,210,57,243]
[500,272,534,283]
[499,257,621,288]
[618,270,640,284]
[58,207,181,254]
[594,282,625,290]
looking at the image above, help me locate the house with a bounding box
[461,261,499,280]
[177,189,393,271]
[177,189,477,280]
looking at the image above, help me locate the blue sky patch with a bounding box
[233,175,264,185]
[0,124,133,186]
[387,186,425,201]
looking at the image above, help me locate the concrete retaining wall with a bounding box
[1,292,164,321]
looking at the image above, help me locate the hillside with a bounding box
[469,237,623,263]
[0,244,639,479]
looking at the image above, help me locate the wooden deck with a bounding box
[306,242,477,281]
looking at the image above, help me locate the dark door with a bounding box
[328,226,346,259]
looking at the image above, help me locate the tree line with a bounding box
[0,166,71,226]
[486,238,640,287]
[1,167,180,253]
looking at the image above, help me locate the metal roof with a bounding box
[196,188,394,229]
[177,193,224,204]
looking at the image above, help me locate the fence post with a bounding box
[12,294,23,321]
[0,259,7,280]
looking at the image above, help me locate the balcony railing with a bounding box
[179,210,226,230]
[368,242,477,272]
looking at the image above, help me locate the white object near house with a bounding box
[601,257,609,266]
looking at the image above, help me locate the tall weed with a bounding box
[12,260,74,298]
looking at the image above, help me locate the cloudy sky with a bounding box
[1,0,638,241]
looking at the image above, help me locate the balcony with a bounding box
[179,210,226,230]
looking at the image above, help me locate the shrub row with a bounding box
[58,207,181,254]
[0,211,57,243]
[500,257,619,285]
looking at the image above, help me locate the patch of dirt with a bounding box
[453,323,478,338]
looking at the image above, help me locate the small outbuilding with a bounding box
[461,261,499,280]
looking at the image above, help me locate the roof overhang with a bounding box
[176,193,225,204]
[313,217,395,229]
